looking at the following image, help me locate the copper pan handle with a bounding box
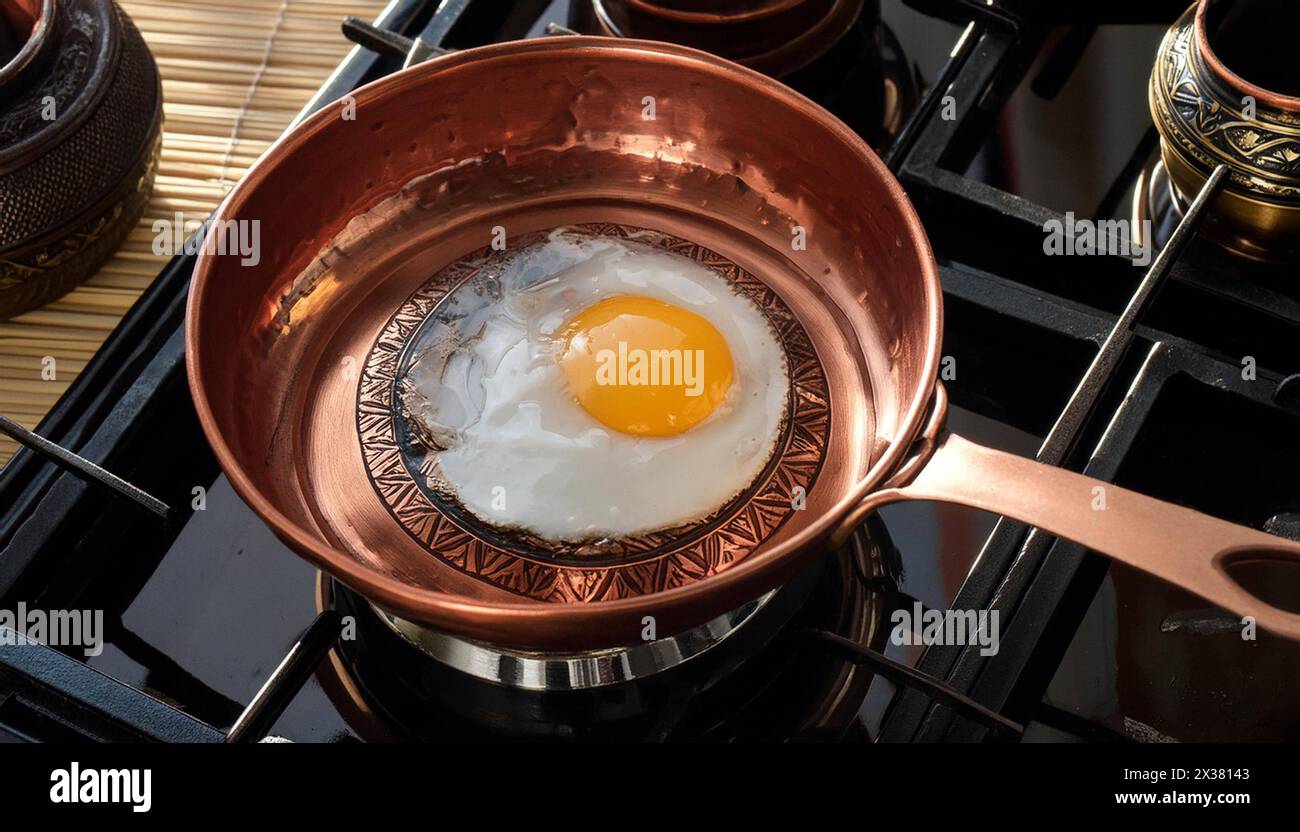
[833,432,1300,641]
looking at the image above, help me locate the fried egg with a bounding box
[401,230,789,543]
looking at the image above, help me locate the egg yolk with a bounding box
[558,295,734,436]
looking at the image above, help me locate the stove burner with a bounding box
[371,591,782,691]
[1130,155,1181,255]
[316,517,896,740]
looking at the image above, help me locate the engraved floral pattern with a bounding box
[1152,11,1300,200]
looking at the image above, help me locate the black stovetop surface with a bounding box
[2,0,1299,742]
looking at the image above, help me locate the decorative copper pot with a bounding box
[1149,0,1300,260]
[0,0,163,319]
[571,0,864,78]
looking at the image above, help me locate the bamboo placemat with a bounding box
[0,0,390,465]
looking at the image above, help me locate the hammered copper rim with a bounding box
[187,37,942,651]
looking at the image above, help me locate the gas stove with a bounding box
[1,0,1298,746]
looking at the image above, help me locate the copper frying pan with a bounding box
[186,37,1300,652]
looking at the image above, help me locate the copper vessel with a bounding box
[187,37,1300,653]
[0,0,162,319]
[572,0,863,78]
[1149,0,1300,260]
[568,0,912,149]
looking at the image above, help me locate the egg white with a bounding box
[401,230,790,544]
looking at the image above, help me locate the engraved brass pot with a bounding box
[0,0,162,319]
[1149,0,1300,260]
[188,37,1300,652]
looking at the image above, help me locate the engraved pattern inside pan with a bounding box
[356,223,831,599]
